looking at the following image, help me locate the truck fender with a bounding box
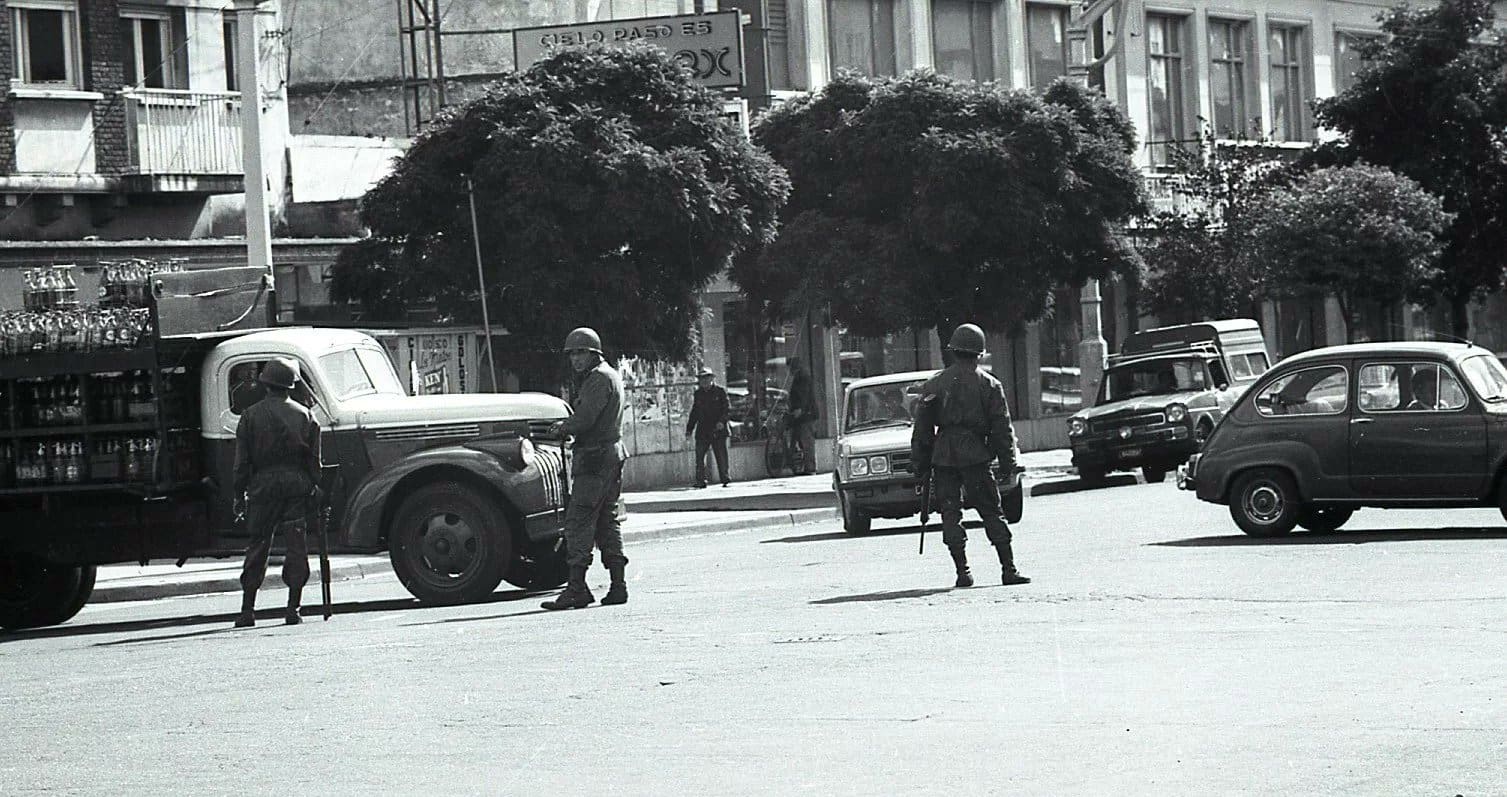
[340,443,552,552]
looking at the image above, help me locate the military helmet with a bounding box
[947,323,987,355]
[258,357,300,390]
[564,327,602,354]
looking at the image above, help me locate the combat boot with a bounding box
[233,591,256,628]
[994,542,1031,586]
[601,564,628,606]
[541,566,595,610]
[948,545,974,588]
[285,604,302,626]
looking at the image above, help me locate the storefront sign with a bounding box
[513,11,744,89]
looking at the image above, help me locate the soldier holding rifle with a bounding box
[910,324,1030,588]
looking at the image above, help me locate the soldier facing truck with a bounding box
[911,324,1031,588]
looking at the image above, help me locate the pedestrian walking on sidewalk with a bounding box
[911,324,1030,588]
[543,327,631,610]
[786,358,818,475]
[685,367,731,488]
[232,357,322,627]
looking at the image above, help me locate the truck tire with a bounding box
[840,492,871,534]
[504,540,569,591]
[1229,469,1300,538]
[0,555,94,631]
[388,481,511,605]
[1142,467,1168,483]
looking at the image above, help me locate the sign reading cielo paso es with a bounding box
[512,11,744,89]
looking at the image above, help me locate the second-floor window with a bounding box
[1209,19,1252,139]
[121,9,178,89]
[10,0,81,88]
[1146,13,1191,167]
[932,0,995,82]
[1025,3,1068,89]
[1334,31,1379,94]
[828,0,898,77]
[223,14,240,92]
[1268,24,1310,141]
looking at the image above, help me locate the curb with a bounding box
[89,509,838,604]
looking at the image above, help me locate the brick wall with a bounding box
[80,0,128,174]
[0,4,15,173]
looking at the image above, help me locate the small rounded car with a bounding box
[1178,341,1507,536]
[833,370,1022,533]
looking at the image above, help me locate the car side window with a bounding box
[226,358,319,417]
[1362,363,1467,412]
[1253,365,1349,417]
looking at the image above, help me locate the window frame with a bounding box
[1145,11,1193,167]
[826,0,898,77]
[1333,29,1381,95]
[1251,364,1350,418]
[1357,361,1472,415]
[1207,17,1254,140]
[222,12,240,92]
[1024,2,1070,89]
[930,0,996,82]
[9,0,82,89]
[1267,22,1311,142]
[120,6,179,90]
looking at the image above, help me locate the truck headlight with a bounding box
[868,455,889,475]
[850,457,869,477]
[519,437,537,468]
[1166,404,1188,423]
[1068,418,1087,436]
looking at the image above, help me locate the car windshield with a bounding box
[320,347,406,401]
[1461,355,1507,402]
[1101,358,1209,402]
[844,379,926,432]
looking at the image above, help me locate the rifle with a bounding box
[917,468,934,555]
[315,465,339,621]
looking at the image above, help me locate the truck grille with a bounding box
[529,419,563,441]
[534,445,566,507]
[889,451,913,474]
[1089,412,1165,435]
[372,423,482,442]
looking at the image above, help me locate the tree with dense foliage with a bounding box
[739,72,1145,349]
[331,44,790,363]
[1240,165,1450,342]
[1309,0,1507,337]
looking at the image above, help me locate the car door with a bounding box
[1349,361,1486,498]
[1248,363,1352,498]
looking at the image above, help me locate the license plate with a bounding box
[1118,448,1142,459]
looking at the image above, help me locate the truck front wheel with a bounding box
[504,539,569,591]
[0,555,95,631]
[388,482,511,605]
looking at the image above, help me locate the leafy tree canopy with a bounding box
[331,44,790,361]
[738,71,1146,345]
[1309,0,1507,335]
[1241,164,1450,341]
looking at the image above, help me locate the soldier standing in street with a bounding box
[233,357,322,627]
[685,367,732,488]
[543,327,631,610]
[911,324,1030,588]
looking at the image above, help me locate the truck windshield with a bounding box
[319,348,405,400]
[1102,358,1209,402]
[844,379,926,432]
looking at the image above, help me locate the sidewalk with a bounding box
[92,449,1079,603]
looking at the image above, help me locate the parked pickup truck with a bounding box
[1066,319,1273,484]
[0,267,570,630]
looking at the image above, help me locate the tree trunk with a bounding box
[1449,293,1471,342]
[1336,295,1354,344]
[934,318,957,368]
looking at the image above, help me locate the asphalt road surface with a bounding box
[4,480,1505,796]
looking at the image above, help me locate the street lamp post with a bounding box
[234,0,276,323]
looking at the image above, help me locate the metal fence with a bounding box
[123,89,244,175]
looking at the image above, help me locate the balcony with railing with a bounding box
[122,89,245,193]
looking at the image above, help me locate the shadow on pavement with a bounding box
[811,587,954,604]
[1030,475,1139,497]
[763,520,985,544]
[1,590,536,646]
[1152,527,1507,547]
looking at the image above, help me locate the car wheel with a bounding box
[1229,469,1301,537]
[1142,467,1168,483]
[1078,466,1107,484]
[0,555,93,631]
[1195,420,1215,449]
[840,492,871,534]
[503,540,569,591]
[1297,507,1354,533]
[388,481,511,605]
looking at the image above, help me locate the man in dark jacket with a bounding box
[233,357,322,627]
[685,367,732,488]
[543,327,630,610]
[911,324,1030,588]
[786,357,818,475]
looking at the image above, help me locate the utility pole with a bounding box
[234,0,276,322]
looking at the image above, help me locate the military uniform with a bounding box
[233,358,322,626]
[544,327,631,610]
[911,324,1029,587]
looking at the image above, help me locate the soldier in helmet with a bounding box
[233,357,322,627]
[543,327,631,610]
[911,324,1030,588]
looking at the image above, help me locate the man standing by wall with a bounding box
[544,327,631,610]
[686,367,732,488]
[786,357,818,475]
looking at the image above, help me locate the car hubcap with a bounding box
[416,512,479,579]
[1245,484,1283,524]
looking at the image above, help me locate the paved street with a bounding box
[3,478,1505,796]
